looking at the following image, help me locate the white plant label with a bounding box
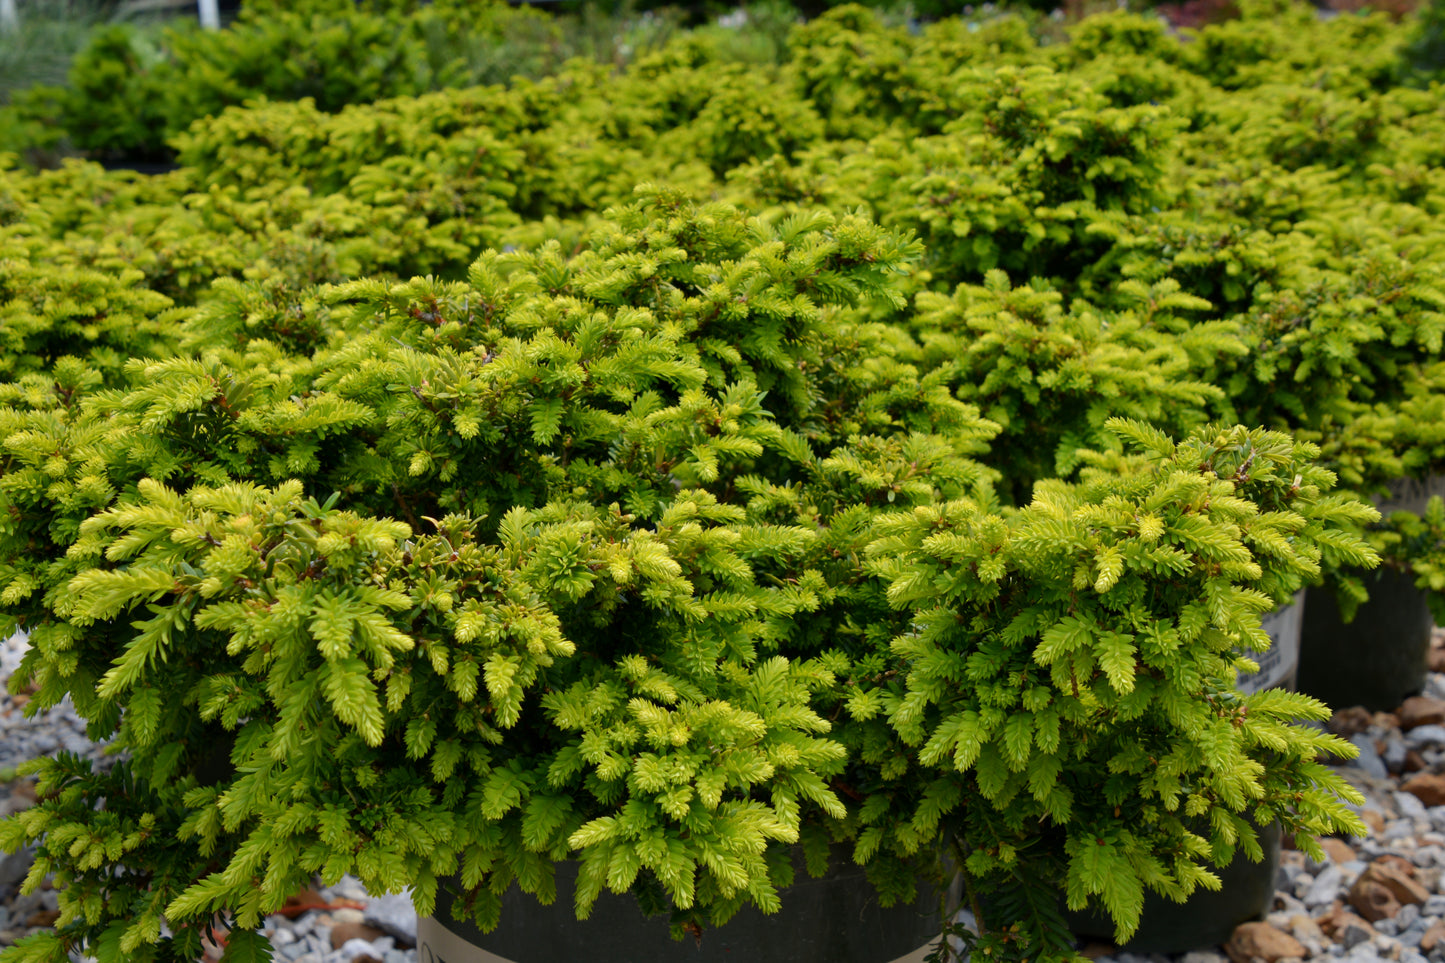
[1374,475,1445,517]
[1235,592,1305,695]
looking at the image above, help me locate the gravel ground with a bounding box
[6,629,1445,963]
[0,632,417,963]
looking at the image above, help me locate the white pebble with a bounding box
[1407,725,1445,747]
[1387,821,1419,842]
[1308,865,1347,907]
[339,938,380,961]
[330,877,370,901]
[1180,951,1228,963]
[1401,792,1431,820]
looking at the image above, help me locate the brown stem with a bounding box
[392,484,422,534]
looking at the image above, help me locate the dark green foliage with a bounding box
[0,2,567,164]
[1401,0,1445,83]
[47,26,171,161]
[0,1,807,166]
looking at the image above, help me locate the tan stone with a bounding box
[329,922,388,950]
[280,886,329,917]
[1402,772,1445,807]
[1320,838,1357,864]
[1317,907,1376,941]
[1079,943,1115,960]
[1329,706,1374,736]
[1406,749,1428,773]
[274,887,367,922]
[1375,712,1402,731]
[25,909,59,928]
[1428,646,1445,673]
[1421,920,1445,953]
[1226,922,1307,963]
[1363,861,1430,905]
[1374,854,1418,875]
[1399,696,1445,730]
[1362,809,1388,834]
[1290,914,1325,942]
[1348,878,1401,923]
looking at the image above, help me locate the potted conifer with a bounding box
[1078,57,1445,711]
[1290,363,1445,711]
[0,193,1370,963]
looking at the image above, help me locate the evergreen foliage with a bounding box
[1401,0,1445,83]
[0,190,1373,963]
[865,421,1374,958]
[906,272,1231,504]
[3,2,568,164]
[0,3,1436,960]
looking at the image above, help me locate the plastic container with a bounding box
[1294,474,1442,713]
[417,851,958,963]
[1373,475,1445,518]
[1297,566,1434,712]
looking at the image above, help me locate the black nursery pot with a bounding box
[1296,566,1434,713]
[98,159,181,176]
[1067,821,1282,953]
[1293,474,1444,713]
[417,852,958,963]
